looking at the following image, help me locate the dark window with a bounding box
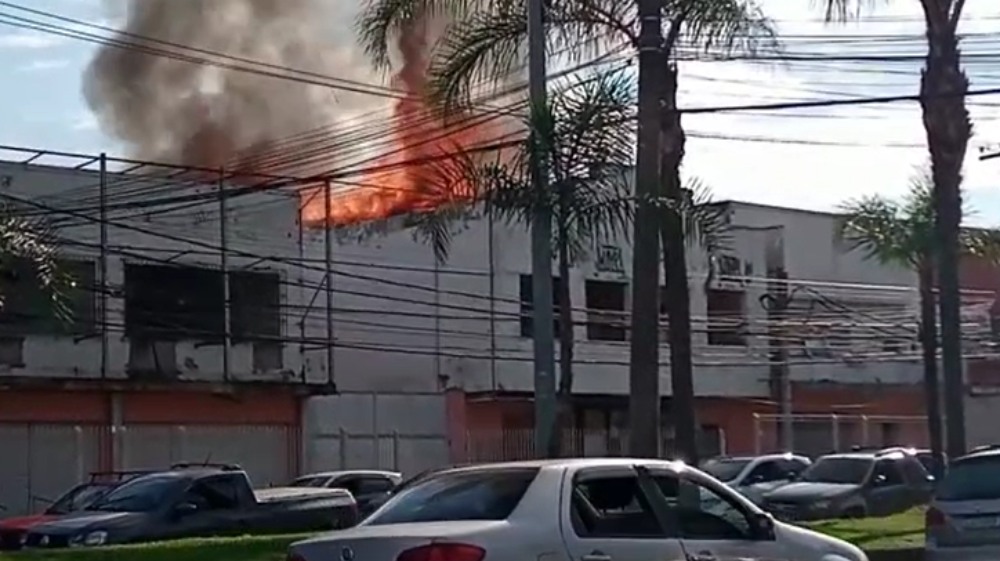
[357,477,395,495]
[572,475,664,538]
[519,275,561,338]
[88,475,183,513]
[585,280,626,341]
[366,468,538,525]
[744,461,784,485]
[779,459,810,477]
[899,457,930,485]
[799,457,872,485]
[937,456,1000,501]
[707,289,746,346]
[47,483,113,515]
[701,459,751,483]
[230,270,281,341]
[125,264,281,342]
[0,258,96,335]
[184,476,242,510]
[289,476,331,488]
[872,460,904,486]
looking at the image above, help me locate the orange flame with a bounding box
[301,17,507,228]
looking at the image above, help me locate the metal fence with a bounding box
[752,413,929,457]
[0,422,296,516]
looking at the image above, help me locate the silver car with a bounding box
[925,445,1000,560]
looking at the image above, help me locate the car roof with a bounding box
[435,457,692,475]
[296,470,402,479]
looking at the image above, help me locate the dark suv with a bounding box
[762,447,935,521]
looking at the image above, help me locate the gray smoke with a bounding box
[84,0,383,171]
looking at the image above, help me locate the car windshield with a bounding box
[366,468,538,526]
[46,483,113,515]
[289,476,330,488]
[88,475,183,513]
[799,457,872,485]
[701,459,751,482]
[937,456,1000,501]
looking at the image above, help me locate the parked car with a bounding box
[924,444,1000,560]
[700,453,811,504]
[0,470,153,551]
[23,463,357,548]
[289,470,402,516]
[287,458,867,561]
[762,448,934,521]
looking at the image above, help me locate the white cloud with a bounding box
[0,32,64,49]
[17,58,71,72]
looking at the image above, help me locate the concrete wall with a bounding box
[0,160,924,397]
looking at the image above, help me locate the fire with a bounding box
[300,18,508,228]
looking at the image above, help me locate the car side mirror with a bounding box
[173,502,199,518]
[750,512,776,541]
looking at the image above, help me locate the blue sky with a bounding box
[0,0,998,222]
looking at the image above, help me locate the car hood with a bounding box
[0,515,55,532]
[29,511,147,535]
[774,519,867,561]
[764,482,859,501]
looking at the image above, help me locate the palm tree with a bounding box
[839,168,1000,476]
[823,0,973,458]
[0,204,72,330]
[357,0,774,460]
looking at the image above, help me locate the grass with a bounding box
[805,507,925,551]
[1,509,926,560]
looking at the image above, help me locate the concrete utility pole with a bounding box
[98,153,108,380]
[627,0,666,458]
[527,0,556,458]
[324,179,336,391]
[218,169,231,383]
[761,269,793,451]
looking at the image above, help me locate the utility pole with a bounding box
[324,179,336,391]
[527,0,556,458]
[627,0,665,458]
[761,269,793,451]
[218,169,231,383]
[98,153,108,380]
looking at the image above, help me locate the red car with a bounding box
[0,471,151,550]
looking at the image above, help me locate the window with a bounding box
[184,476,242,510]
[289,475,331,488]
[937,456,1000,501]
[872,460,904,486]
[88,475,184,513]
[586,280,626,341]
[666,478,753,540]
[519,275,561,338]
[899,457,930,485]
[366,468,538,525]
[779,459,810,478]
[701,459,751,483]
[358,477,396,495]
[571,474,664,538]
[744,461,784,485]
[125,264,282,342]
[799,457,872,485]
[0,258,96,335]
[706,289,746,346]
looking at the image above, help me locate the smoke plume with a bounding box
[84,0,375,171]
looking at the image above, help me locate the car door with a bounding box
[865,459,909,516]
[560,466,687,561]
[160,476,245,540]
[642,468,792,561]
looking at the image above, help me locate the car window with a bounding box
[744,461,783,484]
[87,475,183,513]
[332,477,362,495]
[899,457,930,484]
[571,474,665,538]
[937,456,1000,501]
[184,476,242,510]
[366,468,538,525]
[799,457,872,484]
[47,483,113,515]
[872,460,904,486]
[290,476,330,488]
[701,459,751,482]
[668,478,753,541]
[781,459,810,477]
[357,477,395,495]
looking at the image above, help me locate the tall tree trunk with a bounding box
[659,64,697,464]
[918,260,945,477]
[550,222,575,458]
[921,8,971,459]
[627,0,665,458]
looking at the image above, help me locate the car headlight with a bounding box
[70,531,108,547]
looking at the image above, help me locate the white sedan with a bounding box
[287,458,866,561]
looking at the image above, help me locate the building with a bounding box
[0,147,956,511]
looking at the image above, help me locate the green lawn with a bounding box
[1,510,925,561]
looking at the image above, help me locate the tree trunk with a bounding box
[918,260,945,477]
[921,9,971,458]
[627,0,665,458]
[549,222,575,458]
[659,64,697,464]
